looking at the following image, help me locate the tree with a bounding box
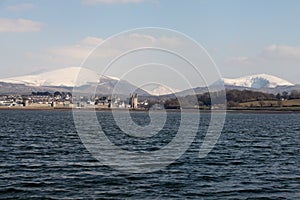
[282,91,288,100]
[259,100,265,107]
[277,100,283,107]
[227,100,238,107]
[54,91,61,97]
[67,92,72,97]
[289,90,300,99]
[275,93,281,100]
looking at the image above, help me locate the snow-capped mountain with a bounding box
[0,67,149,96]
[0,69,296,96]
[221,74,294,89]
[146,85,179,96]
[0,67,120,87]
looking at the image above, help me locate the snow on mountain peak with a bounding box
[102,75,120,81]
[0,68,295,92]
[146,85,179,96]
[0,67,114,87]
[222,74,294,89]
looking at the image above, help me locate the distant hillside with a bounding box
[174,74,297,97]
[0,70,299,97]
[0,82,71,95]
[0,67,150,96]
[220,74,294,89]
[0,67,100,87]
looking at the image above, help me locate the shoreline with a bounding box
[1,106,300,114]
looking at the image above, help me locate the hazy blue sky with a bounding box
[1,0,300,87]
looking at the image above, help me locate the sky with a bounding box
[1,0,300,89]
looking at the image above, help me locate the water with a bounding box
[0,110,299,199]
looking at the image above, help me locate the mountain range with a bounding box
[0,67,149,96]
[0,67,298,96]
[221,74,294,89]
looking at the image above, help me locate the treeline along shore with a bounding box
[1,89,300,112]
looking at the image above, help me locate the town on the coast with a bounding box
[0,92,143,110]
[2,89,300,111]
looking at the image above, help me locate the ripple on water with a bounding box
[0,111,299,199]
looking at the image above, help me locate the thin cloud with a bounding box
[28,34,183,66]
[49,34,182,60]
[227,44,300,65]
[226,56,250,64]
[82,0,146,5]
[49,37,104,60]
[0,18,43,33]
[80,36,104,46]
[5,3,34,12]
[261,44,300,59]
[223,44,300,81]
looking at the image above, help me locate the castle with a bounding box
[129,93,138,109]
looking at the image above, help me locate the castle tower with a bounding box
[129,93,138,109]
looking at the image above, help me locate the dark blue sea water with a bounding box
[0,110,299,199]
